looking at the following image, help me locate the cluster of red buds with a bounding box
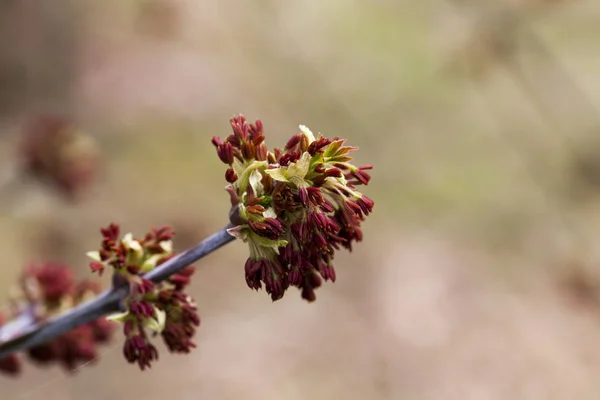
[20,114,100,199]
[0,263,115,375]
[87,224,199,370]
[212,115,374,302]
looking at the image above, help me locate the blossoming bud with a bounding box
[123,334,158,370]
[225,168,238,183]
[212,114,374,301]
[87,224,200,369]
[248,218,284,240]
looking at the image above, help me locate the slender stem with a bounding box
[0,307,37,343]
[0,224,235,360]
[144,225,235,283]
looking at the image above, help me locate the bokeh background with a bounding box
[2,0,600,398]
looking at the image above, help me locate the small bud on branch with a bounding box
[86,224,200,369]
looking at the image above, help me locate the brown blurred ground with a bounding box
[2,1,600,399]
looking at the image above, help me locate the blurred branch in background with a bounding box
[442,0,600,252]
[446,0,600,200]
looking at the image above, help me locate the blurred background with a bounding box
[2,0,600,398]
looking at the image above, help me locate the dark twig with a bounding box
[0,224,235,360]
[144,225,235,283]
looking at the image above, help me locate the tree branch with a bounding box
[0,224,235,360]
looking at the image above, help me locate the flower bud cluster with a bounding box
[87,224,199,370]
[212,114,374,301]
[20,114,100,199]
[0,263,114,375]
